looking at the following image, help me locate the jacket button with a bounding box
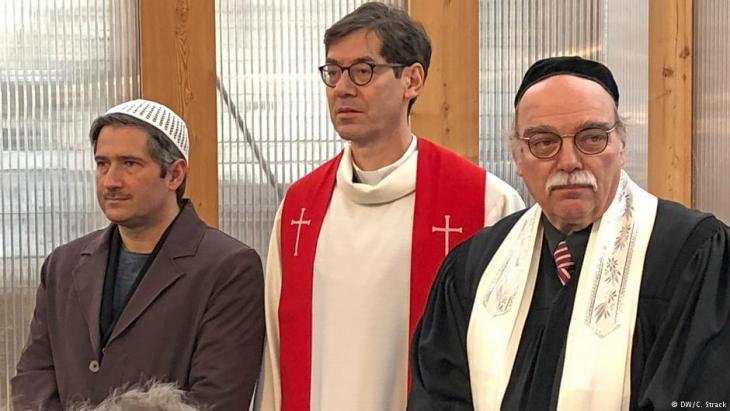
[89,360,100,373]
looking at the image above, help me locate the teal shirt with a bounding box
[113,247,149,318]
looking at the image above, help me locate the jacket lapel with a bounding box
[71,226,114,355]
[106,203,206,345]
[106,252,185,345]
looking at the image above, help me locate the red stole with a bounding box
[279,138,486,411]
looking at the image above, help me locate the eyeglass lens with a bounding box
[528,128,610,158]
[321,63,374,87]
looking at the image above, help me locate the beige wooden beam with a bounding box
[139,0,219,226]
[409,0,480,164]
[648,0,693,206]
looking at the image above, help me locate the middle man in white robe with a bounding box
[255,3,525,411]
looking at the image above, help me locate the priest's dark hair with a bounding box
[89,113,187,203]
[323,2,431,114]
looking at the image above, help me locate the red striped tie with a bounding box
[553,240,575,286]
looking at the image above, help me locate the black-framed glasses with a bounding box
[517,125,617,159]
[318,62,407,87]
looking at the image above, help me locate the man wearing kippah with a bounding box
[409,57,730,410]
[11,99,265,410]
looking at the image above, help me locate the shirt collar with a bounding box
[542,215,591,268]
[352,135,417,185]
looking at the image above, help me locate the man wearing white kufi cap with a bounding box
[12,99,265,411]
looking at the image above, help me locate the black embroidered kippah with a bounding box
[514,56,619,107]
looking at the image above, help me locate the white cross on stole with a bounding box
[290,208,311,257]
[432,215,463,256]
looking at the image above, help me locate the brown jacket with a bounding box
[11,203,264,410]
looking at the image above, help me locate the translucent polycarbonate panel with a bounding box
[479,0,648,204]
[693,1,730,223]
[0,0,140,405]
[216,0,407,258]
[604,0,648,188]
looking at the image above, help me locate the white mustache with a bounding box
[545,170,598,194]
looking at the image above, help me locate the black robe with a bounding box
[408,200,730,411]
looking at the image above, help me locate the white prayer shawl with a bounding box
[256,144,525,411]
[467,171,658,411]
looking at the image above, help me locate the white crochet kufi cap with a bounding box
[105,99,189,162]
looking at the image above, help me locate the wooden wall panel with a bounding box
[409,0,479,164]
[139,0,219,226]
[648,0,693,206]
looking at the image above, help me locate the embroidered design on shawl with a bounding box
[481,174,644,337]
[585,177,637,337]
[482,210,539,316]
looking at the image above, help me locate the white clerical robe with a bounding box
[256,141,524,411]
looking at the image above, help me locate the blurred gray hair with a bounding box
[69,382,201,411]
[505,107,628,161]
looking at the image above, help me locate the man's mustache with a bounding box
[102,192,132,200]
[545,170,598,193]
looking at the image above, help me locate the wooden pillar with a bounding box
[648,0,693,206]
[138,0,219,226]
[409,0,480,164]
